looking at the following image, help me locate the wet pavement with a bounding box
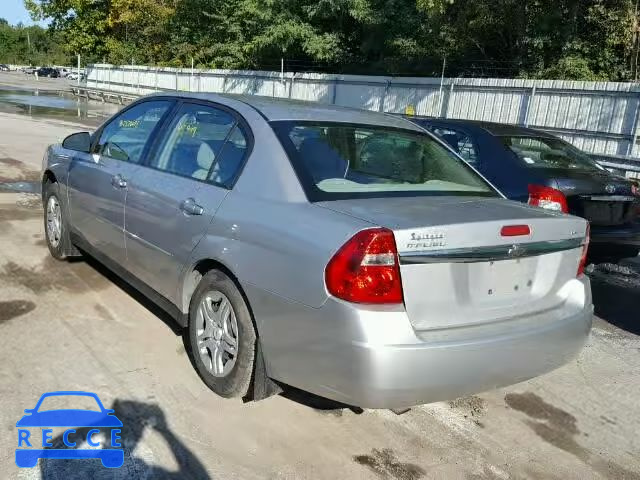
[0,181,41,194]
[0,85,119,127]
[0,82,121,196]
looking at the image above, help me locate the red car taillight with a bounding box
[325,228,403,304]
[528,184,569,213]
[577,223,590,277]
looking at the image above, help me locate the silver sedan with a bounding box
[42,93,592,408]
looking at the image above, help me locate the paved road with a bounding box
[0,71,75,92]
[0,111,639,480]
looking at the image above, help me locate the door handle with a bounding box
[111,174,127,189]
[180,198,204,216]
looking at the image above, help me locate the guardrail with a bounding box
[70,86,138,105]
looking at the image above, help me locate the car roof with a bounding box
[145,92,423,131]
[409,117,556,138]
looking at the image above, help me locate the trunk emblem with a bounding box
[508,244,526,258]
[605,184,616,194]
[407,231,446,249]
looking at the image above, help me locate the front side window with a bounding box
[272,121,495,201]
[150,103,246,185]
[95,100,172,163]
[502,136,606,172]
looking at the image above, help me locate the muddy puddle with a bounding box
[0,86,119,127]
[0,181,41,194]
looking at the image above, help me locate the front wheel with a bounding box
[188,270,256,398]
[43,182,79,260]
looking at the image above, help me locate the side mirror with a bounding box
[23,409,33,414]
[62,132,91,153]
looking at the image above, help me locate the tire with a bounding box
[188,270,256,398]
[43,181,77,260]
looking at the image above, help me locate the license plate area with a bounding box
[582,201,628,225]
[469,258,536,304]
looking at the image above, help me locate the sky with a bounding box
[0,0,47,26]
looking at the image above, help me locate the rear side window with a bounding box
[150,103,234,180]
[95,101,172,163]
[210,125,249,186]
[431,127,479,165]
[149,103,249,187]
[272,121,496,201]
[502,136,605,172]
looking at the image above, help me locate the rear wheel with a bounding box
[188,270,256,398]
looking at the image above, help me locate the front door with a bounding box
[124,101,251,302]
[67,100,174,263]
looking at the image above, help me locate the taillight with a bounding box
[325,228,403,304]
[528,184,569,213]
[577,223,590,277]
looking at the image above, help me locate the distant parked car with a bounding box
[66,71,85,82]
[36,67,60,78]
[408,118,640,262]
[23,67,36,75]
[57,68,70,77]
[0,64,9,72]
[40,93,592,409]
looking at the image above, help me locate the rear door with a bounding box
[124,101,251,302]
[67,100,173,262]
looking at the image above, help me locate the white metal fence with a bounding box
[86,64,640,159]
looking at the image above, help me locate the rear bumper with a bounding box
[590,221,640,246]
[338,303,592,408]
[252,277,593,409]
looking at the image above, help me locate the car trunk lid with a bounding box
[552,170,638,226]
[317,196,587,331]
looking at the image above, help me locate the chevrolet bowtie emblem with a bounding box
[508,244,526,258]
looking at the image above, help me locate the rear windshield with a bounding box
[271,121,496,201]
[501,135,607,172]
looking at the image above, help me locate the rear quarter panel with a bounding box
[184,193,373,312]
[183,192,376,385]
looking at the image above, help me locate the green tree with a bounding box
[25,0,109,62]
[22,0,640,80]
[0,19,68,65]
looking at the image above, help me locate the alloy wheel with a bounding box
[46,195,62,248]
[196,290,239,377]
